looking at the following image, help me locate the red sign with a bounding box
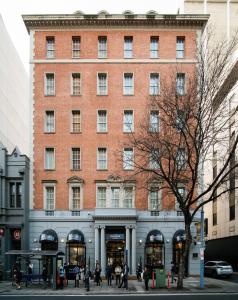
[0,228,4,236]
[13,230,21,240]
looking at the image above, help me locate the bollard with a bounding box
[152,270,155,289]
[167,271,170,289]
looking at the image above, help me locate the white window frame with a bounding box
[123,110,134,133]
[124,36,133,58]
[149,73,160,95]
[97,147,107,170]
[148,186,162,211]
[43,183,56,211]
[97,185,107,208]
[44,110,55,133]
[71,110,81,133]
[123,148,134,170]
[123,73,134,95]
[176,148,187,170]
[149,149,160,169]
[150,37,159,58]
[46,37,55,59]
[97,110,107,132]
[71,73,81,96]
[123,186,135,208]
[44,73,55,96]
[72,36,80,58]
[176,36,185,59]
[97,72,108,95]
[175,185,186,211]
[69,183,83,210]
[71,148,81,170]
[149,110,160,132]
[98,36,107,58]
[176,73,185,95]
[44,147,55,170]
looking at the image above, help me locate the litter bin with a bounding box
[156,269,165,288]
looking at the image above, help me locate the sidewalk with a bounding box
[1,276,238,295]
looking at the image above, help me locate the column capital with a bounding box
[101,225,106,230]
[94,225,100,230]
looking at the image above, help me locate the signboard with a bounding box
[0,228,4,236]
[106,233,125,241]
[13,230,21,240]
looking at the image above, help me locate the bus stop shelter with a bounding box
[5,250,64,289]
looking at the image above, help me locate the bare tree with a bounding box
[125,30,238,289]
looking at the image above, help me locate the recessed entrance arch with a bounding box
[145,230,164,269]
[66,229,86,266]
[172,229,188,274]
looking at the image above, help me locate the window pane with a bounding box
[123,111,133,132]
[97,110,107,132]
[124,73,133,95]
[98,73,107,95]
[176,110,185,131]
[123,148,133,170]
[72,186,80,209]
[111,187,120,208]
[72,73,81,95]
[46,186,54,210]
[176,37,185,59]
[124,187,133,208]
[72,148,80,170]
[124,37,133,58]
[97,148,107,170]
[98,187,106,208]
[176,148,186,170]
[98,37,107,58]
[45,73,55,96]
[45,148,55,169]
[150,149,160,169]
[46,37,55,58]
[45,111,55,132]
[9,182,15,208]
[150,37,159,58]
[150,73,160,95]
[72,37,80,58]
[176,73,185,95]
[150,190,160,210]
[72,111,81,133]
[16,183,22,208]
[149,111,159,132]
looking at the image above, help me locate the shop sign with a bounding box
[13,230,21,240]
[106,233,125,241]
[150,234,163,242]
[0,228,4,236]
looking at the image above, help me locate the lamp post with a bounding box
[200,207,205,289]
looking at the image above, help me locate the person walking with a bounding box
[115,265,121,286]
[106,263,112,286]
[73,265,80,287]
[41,265,48,289]
[58,265,65,289]
[136,263,142,281]
[13,265,21,290]
[170,261,177,283]
[143,266,150,291]
[118,263,129,289]
[84,265,90,292]
[94,263,101,286]
[80,264,85,285]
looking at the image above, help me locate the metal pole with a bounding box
[200,207,204,289]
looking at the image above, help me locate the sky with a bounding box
[0,0,184,72]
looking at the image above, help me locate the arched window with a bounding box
[66,230,85,266]
[39,229,58,250]
[145,230,164,269]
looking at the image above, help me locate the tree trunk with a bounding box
[177,219,192,289]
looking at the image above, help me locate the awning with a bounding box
[67,230,84,243]
[146,230,164,244]
[173,229,186,243]
[39,229,58,243]
[5,250,64,257]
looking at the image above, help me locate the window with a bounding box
[150,37,159,58]
[71,73,81,95]
[150,149,160,169]
[111,187,120,208]
[124,37,133,58]
[123,148,134,170]
[150,73,160,95]
[44,185,55,210]
[229,132,236,221]
[176,73,185,95]
[97,73,107,95]
[72,148,80,170]
[213,199,217,225]
[149,111,159,132]
[9,182,22,208]
[98,36,107,58]
[176,186,185,210]
[45,73,55,96]
[176,110,185,132]
[71,186,81,210]
[149,189,161,211]
[45,111,55,133]
[46,37,55,58]
[123,73,134,95]
[97,148,107,170]
[72,36,80,58]
[124,187,133,208]
[176,148,186,170]
[97,187,106,208]
[97,110,107,132]
[123,110,134,132]
[71,111,81,133]
[45,148,55,170]
[176,37,185,59]
[213,151,218,225]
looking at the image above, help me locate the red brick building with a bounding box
[23,11,208,275]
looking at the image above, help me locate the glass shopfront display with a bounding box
[106,228,125,269]
[66,230,85,266]
[145,230,164,269]
[39,229,58,251]
[173,229,188,274]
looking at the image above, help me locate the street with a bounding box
[1,294,238,300]
[205,273,238,284]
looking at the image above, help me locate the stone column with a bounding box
[101,226,106,275]
[131,227,136,275]
[95,226,99,265]
[126,226,130,272]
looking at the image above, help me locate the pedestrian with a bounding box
[170,261,177,283]
[143,266,150,291]
[13,265,21,290]
[41,264,48,289]
[84,265,90,292]
[58,265,65,289]
[136,263,142,281]
[106,263,112,286]
[80,264,85,285]
[94,263,101,286]
[28,261,33,284]
[73,265,80,287]
[115,265,121,286]
[118,263,129,289]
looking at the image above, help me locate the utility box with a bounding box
[156,269,166,288]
